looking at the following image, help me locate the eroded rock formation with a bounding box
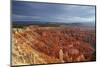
[12,26,96,65]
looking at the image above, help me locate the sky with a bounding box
[12,0,96,23]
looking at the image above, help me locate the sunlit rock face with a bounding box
[12,25,96,66]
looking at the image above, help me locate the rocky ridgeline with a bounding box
[12,26,95,65]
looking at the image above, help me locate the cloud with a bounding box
[12,1,95,23]
[12,14,41,21]
[68,16,95,22]
[50,16,95,23]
